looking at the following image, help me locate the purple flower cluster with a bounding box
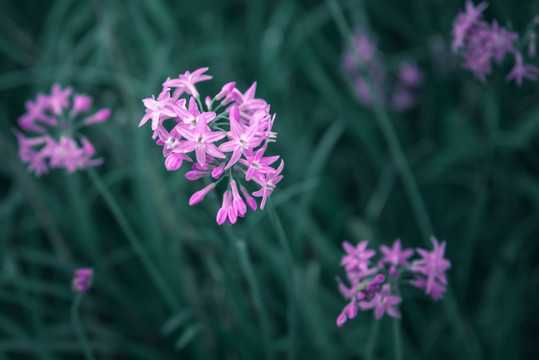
[139,68,283,225]
[343,32,423,111]
[452,1,539,85]
[15,84,111,176]
[337,237,451,326]
[73,268,93,292]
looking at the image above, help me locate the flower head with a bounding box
[452,1,537,85]
[336,237,451,326]
[15,84,110,176]
[343,31,423,112]
[139,68,283,224]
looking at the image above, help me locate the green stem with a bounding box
[86,167,179,312]
[71,292,95,360]
[390,278,404,360]
[268,201,294,266]
[392,318,404,360]
[236,240,274,360]
[267,201,296,360]
[365,318,380,360]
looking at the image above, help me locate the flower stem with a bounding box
[86,167,180,312]
[365,318,380,360]
[71,292,95,360]
[392,317,404,360]
[390,277,404,360]
[236,240,274,360]
[268,201,296,360]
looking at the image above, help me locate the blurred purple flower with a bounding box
[15,84,110,176]
[379,239,414,268]
[73,268,93,292]
[359,284,402,319]
[139,68,283,225]
[411,237,451,297]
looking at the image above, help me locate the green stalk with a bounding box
[365,318,380,360]
[87,167,179,312]
[236,240,274,360]
[390,278,404,360]
[71,292,95,360]
[268,201,296,360]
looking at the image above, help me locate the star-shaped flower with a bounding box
[340,240,376,272]
[164,67,212,99]
[379,239,414,267]
[411,237,451,296]
[173,113,226,166]
[218,105,263,169]
[358,284,402,319]
[252,159,284,209]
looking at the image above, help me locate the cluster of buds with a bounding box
[139,68,283,225]
[342,32,423,111]
[15,84,111,176]
[452,1,539,85]
[337,237,451,326]
[73,268,94,292]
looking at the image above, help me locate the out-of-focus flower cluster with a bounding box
[15,84,111,176]
[452,1,539,85]
[139,68,283,225]
[342,32,423,112]
[337,237,451,326]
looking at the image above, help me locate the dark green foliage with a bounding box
[0,0,538,359]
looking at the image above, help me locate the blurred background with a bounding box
[1,0,538,359]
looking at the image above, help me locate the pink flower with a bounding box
[173,113,226,166]
[216,190,236,225]
[379,239,414,268]
[84,108,111,125]
[252,159,284,209]
[175,97,215,128]
[48,84,72,115]
[506,52,539,86]
[239,148,280,181]
[358,284,402,319]
[340,240,376,273]
[15,84,109,176]
[140,88,177,130]
[140,68,283,225]
[226,82,269,120]
[216,82,236,100]
[411,237,451,297]
[71,94,93,116]
[452,1,537,85]
[398,62,423,87]
[452,1,488,53]
[73,268,93,292]
[189,182,217,205]
[343,31,422,112]
[412,276,447,301]
[218,106,263,169]
[164,67,212,99]
[337,299,358,327]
